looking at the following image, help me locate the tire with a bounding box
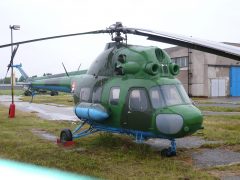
[50,91,59,96]
[24,90,31,96]
[160,148,177,157]
[60,129,72,143]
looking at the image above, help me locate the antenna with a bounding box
[62,62,69,77]
[77,63,81,71]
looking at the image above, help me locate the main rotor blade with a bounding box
[125,27,240,61]
[1,22,239,61]
[0,30,107,49]
[6,45,19,73]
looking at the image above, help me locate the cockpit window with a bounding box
[149,84,191,108]
[160,85,182,106]
[177,84,191,104]
[149,87,165,108]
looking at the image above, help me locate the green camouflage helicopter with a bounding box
[1,22,240,156]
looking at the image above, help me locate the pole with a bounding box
[187,48,191,96]
[11,27,14,104]
[9,26,15,118]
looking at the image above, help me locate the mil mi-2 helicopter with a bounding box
[1,22,240,156]
[11,62,89,97]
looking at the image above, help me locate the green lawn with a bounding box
[199,106,240,112]
[0,89,24,96]
[0,105,216,179]
[0,90,74,106]
[20,93,74,106]
[195,115,240,180]
[201,115,240,146]
[1,94,240,179]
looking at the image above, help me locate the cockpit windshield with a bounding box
[149,84,191,108]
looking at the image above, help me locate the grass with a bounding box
[20,93,74,106]
[1,94,240,179]
[193,115,240,177]
[199,115,240,146]
[192,98,240,105]
[0,89,24,96]
[0,89,74,106]
[0,105,216,179]
[208,164,240,172]
[206,164,240,178]
[199,106,240,112]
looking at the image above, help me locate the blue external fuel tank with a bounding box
[75,102,109,121]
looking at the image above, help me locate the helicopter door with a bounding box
[122,88,152,131]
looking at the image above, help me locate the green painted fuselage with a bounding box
[31,43,203,139]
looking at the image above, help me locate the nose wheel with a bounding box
[161,139,177,157]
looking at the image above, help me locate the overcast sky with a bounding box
[0,0,240,78]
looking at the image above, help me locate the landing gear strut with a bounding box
[161,139,177,157]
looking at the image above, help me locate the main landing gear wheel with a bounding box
[161,139,177,157]
[161,148,177,157]
[50,91,59,96]
[60,129,73,143]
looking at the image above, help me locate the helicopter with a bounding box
[1,22,240,157]
[10,63,86,97]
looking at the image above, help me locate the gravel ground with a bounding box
[192,149,240,168]
[0,95,78,121]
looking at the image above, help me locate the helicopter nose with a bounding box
[156,114,184,135]
[171,104,203,135]
[156,105,203,136]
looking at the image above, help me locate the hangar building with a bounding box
[164,43,240,97]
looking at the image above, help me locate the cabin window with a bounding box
[149,87,165,108]
[92,86,102,103]
[80,88,91,102]
[109,87,120,105]
[129,89,148,111]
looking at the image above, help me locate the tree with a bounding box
[3,77,11,84]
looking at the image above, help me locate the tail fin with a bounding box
[12,63,29,81]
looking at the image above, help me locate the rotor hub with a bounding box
[108,22,127,43]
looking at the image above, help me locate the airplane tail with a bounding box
[12,63,29,81]
[13,63,87,96]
